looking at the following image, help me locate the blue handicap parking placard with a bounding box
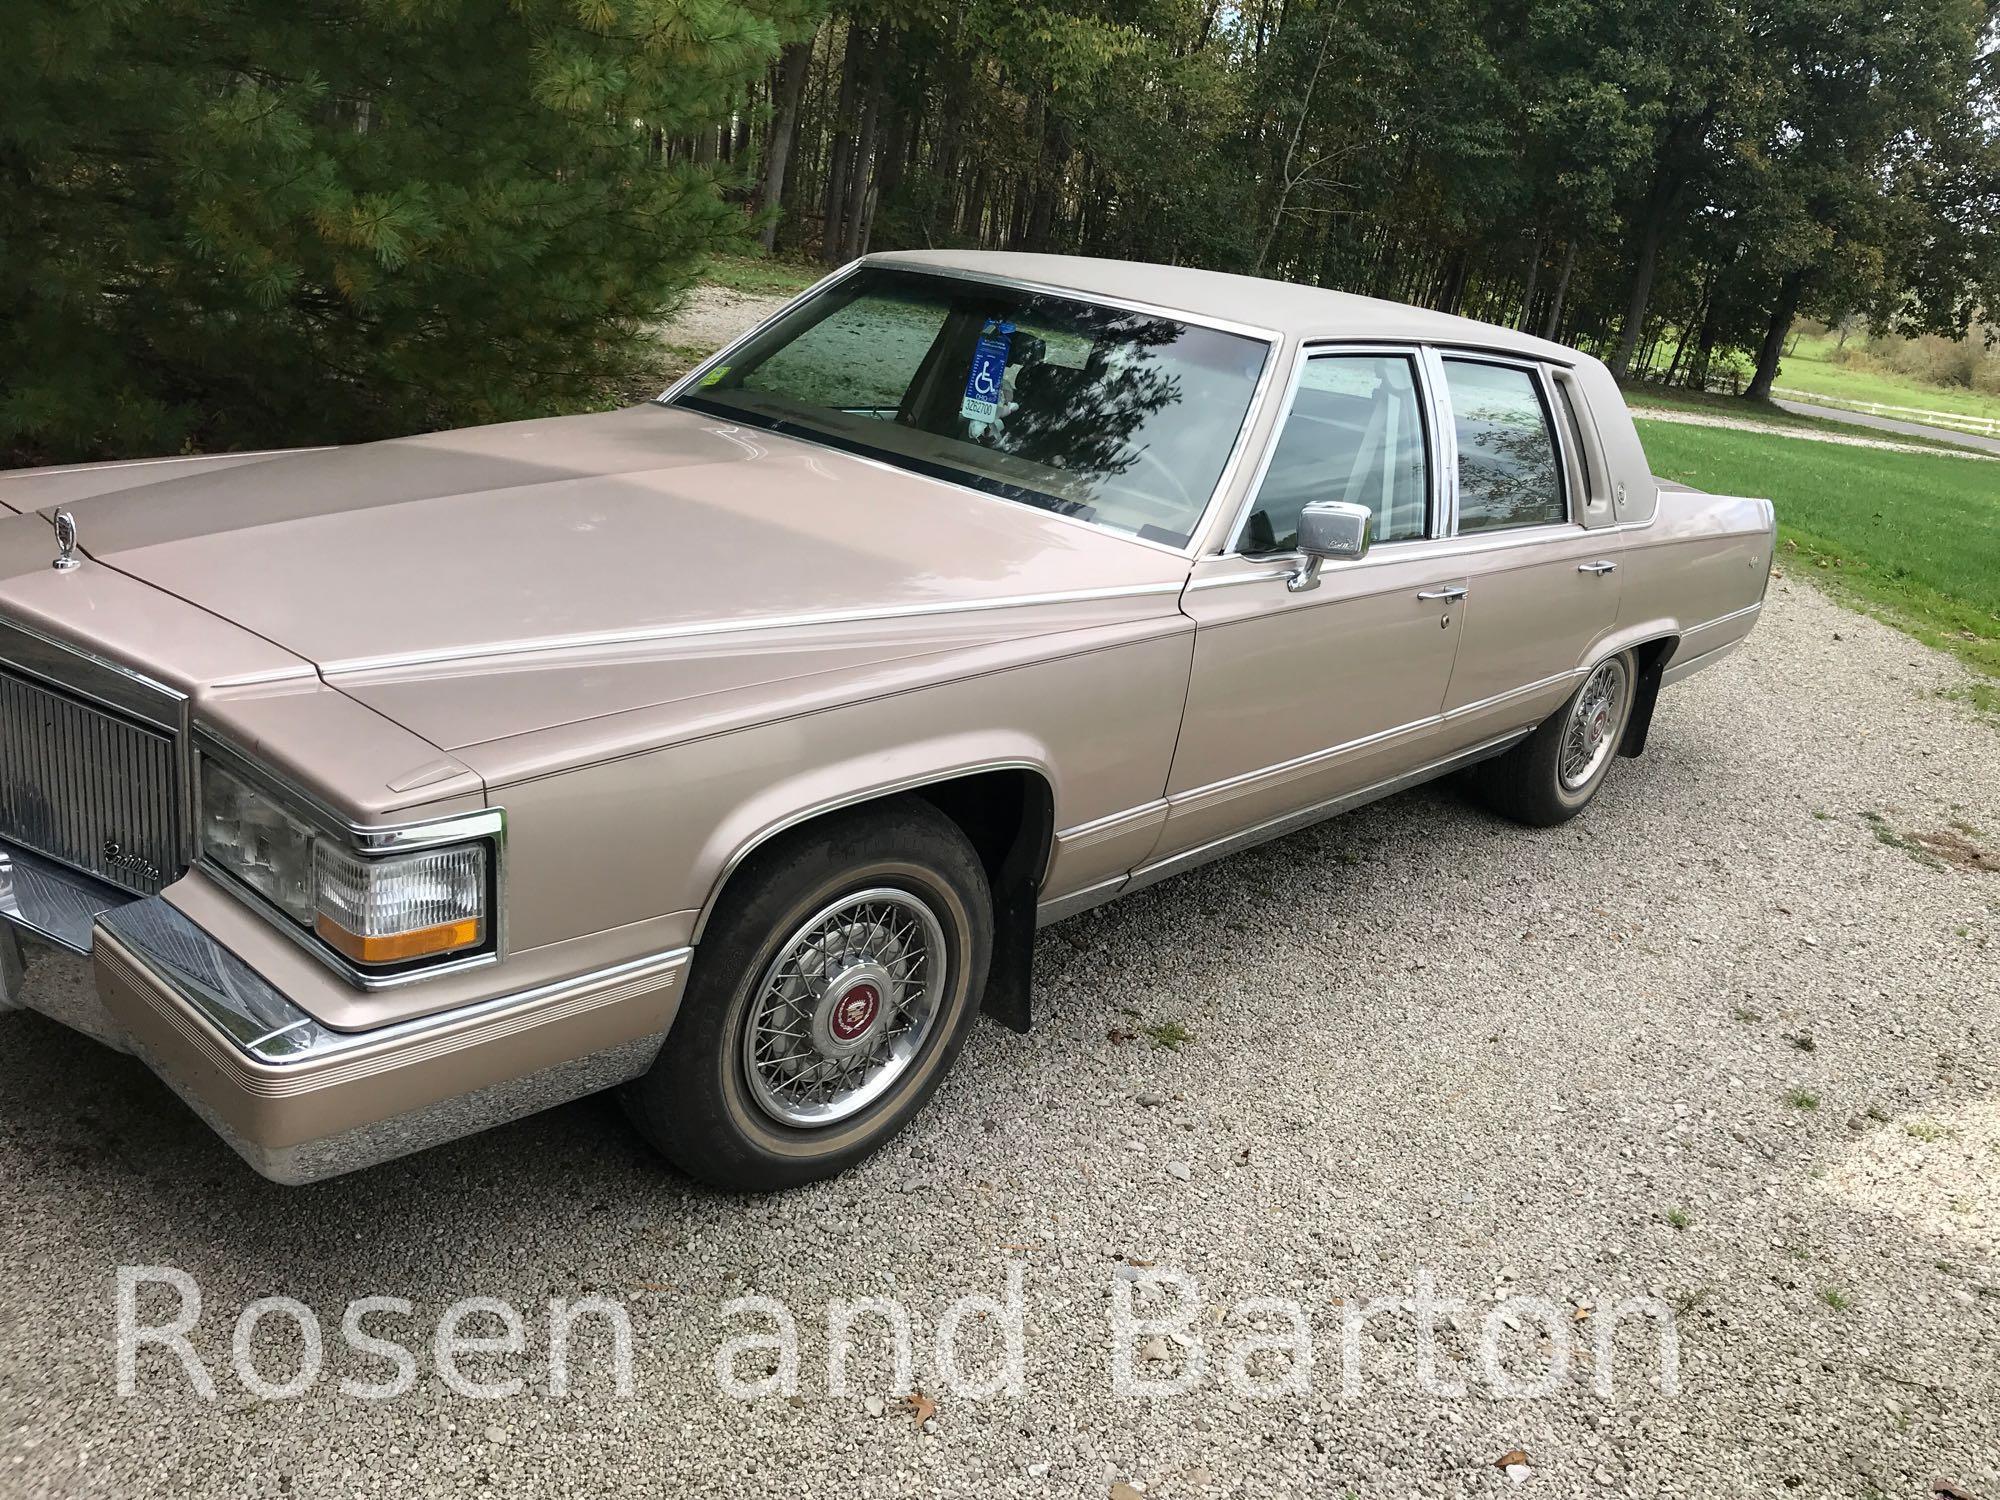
[960,320,1014,424]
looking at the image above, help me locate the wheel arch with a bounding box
[691,759,1056,1033]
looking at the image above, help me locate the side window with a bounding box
[1241,353,1429,553]
[1442,358,1566,533]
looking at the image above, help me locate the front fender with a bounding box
[687,732,1059,941]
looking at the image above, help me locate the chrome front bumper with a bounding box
[0,841,134,954]
[2,842,690,1183]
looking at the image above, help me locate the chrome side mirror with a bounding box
[1288,500,1372,592]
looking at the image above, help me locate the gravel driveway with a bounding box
[3,568,1997,1498]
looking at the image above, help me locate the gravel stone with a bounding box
[2,576,1997,1497]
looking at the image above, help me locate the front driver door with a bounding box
[1152,348,1468,870]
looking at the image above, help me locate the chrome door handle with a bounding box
[1416,585,1468,601]
[1577,560,1618,575]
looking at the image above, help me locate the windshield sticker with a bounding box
[699,365,731,387]
[960,320,1014,426]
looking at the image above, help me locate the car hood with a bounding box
[52,405,1189,754]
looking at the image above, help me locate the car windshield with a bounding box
[669,266,1271,548]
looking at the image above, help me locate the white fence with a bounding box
[1771,386,2000,438]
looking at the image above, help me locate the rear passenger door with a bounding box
[1428,352,1622,750]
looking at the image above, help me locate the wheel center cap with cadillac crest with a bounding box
[829,982,880,1043]
[811,961,895,1058]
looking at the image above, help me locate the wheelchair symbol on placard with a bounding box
[971,367,1001,398]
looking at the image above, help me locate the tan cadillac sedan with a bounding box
[0,252,1774,1189]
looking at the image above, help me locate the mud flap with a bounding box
[979,883,1035,1034]
[1619,646,1668,758]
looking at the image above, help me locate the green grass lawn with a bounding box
[1776,334,2000,427]
[701,253,825,298]
[1636,419,2000,685]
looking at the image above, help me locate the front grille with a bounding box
[0,665,179,894]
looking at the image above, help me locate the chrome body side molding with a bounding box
[1125,730,1528,895]
[1034,730,1528,925]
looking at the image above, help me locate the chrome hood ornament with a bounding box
[51,509,80,572]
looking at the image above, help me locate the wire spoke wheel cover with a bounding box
[742,886,949,1128]
[1559,656,1629,793]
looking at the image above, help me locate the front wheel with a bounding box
[620,798,992,1192]
[1472,650,1637,827]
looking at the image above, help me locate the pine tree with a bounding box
[1,0,791,464]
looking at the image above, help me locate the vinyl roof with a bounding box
[867,249,1580,363]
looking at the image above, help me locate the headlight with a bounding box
[200,762,317,925]
[199,756,497,976]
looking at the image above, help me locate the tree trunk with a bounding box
[1690,285,1722,390]
[819,24,866,262]
[756,40,813,252]
[1025,112,1069,252]
[1745,270,1807,402]
[1541,240,1576,342]
[1517,230,1542,331]
[1610,175,1678,377]
[838,47,884,262]
[1437,248,1468,315]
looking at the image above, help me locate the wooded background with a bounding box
[733,0,1999,399]
[6,0,1997,464]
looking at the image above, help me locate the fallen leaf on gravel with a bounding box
[1573,1305,1592,1321]
[1495,1450,1531,1468]
[902,1390,937,1425]
[1111,1484,1145,1500]
[1108,1028,1136,1044]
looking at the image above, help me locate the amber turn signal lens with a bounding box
[314,915,482,965]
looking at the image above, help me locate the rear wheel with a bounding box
[621,798,991,1191]
[1472,650,1636,827]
